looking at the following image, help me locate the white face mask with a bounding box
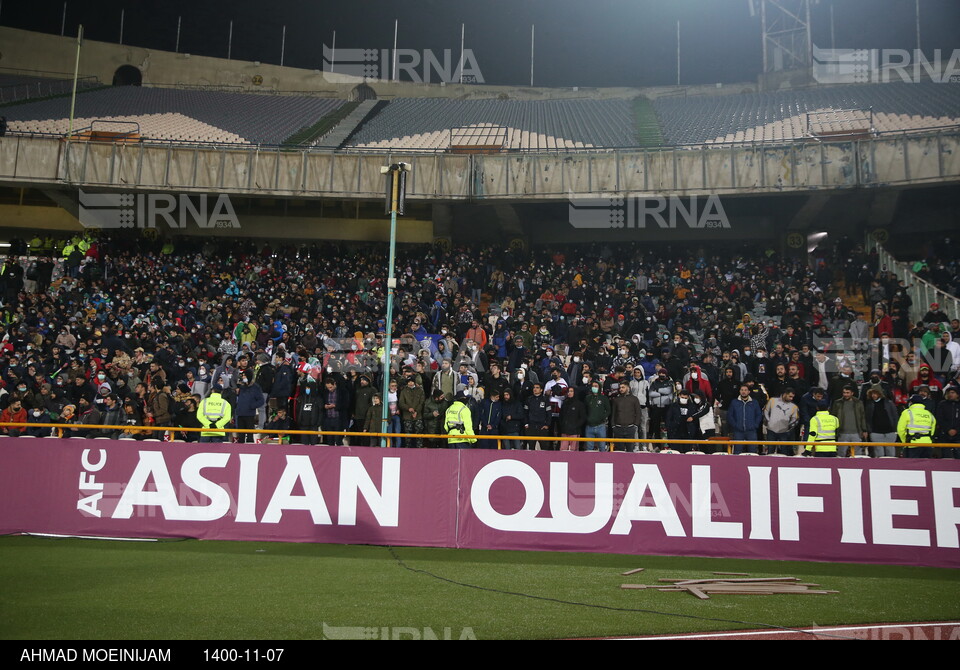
[691,373,698,379]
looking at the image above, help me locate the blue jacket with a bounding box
[728,395,762,432]
[235,383,265,417]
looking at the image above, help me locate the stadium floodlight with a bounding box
[380,162,411,447]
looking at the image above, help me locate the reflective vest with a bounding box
[898,404,936,446]
[198,393,232,436]
[806,411,839,453]
[444,401,476,445]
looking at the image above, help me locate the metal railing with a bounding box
[0,75,100,104]
[1,421,953,456]
[866,233,960,324]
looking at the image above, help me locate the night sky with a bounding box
[4,0,959,88]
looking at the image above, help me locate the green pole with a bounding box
[380,168,400,447]
[67,24,83,139]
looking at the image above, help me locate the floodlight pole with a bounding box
[380,164,406,446]
[67,24,82,139]
[915,0,921,57]
[530,24,535,87]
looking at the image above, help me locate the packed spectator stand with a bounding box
[0,231,957,457]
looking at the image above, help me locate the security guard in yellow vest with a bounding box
[445,391,477,449]
[197,384,233,443]
[898,396,937,458]
[806,406,840,457]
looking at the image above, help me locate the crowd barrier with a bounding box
[1,421,955,456]
[2,434,958,568]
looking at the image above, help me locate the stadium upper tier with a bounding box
[0,73,100,104]
[654,82,960,146]
[4,87,346,145]
[344,98,639,150]
[4,81,960,150]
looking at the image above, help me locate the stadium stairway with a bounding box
[315,99,380,149]
[632,96,665,148]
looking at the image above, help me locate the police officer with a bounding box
[898,395,937,458]
[445,390,477,449]
[197,383,232,443]
[805,402,840,457]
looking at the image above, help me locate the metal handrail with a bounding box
[866,234,960,324]
[0,421,951,455]
[6,119,958,155]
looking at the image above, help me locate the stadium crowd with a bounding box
[0,230,957,457]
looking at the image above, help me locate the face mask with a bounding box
[517,373,525,380]
[573,356,580,363]
[680,398,688,404]
[305,388,311,395]
[691,373,698,380]
[582,376,589,385]
[591,387,600,394]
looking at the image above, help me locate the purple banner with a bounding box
[1,438,958,567]
[0,439,457,547]
[456,451,960,567]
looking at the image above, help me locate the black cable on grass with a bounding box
[387,546,860,641]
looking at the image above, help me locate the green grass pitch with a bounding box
[1,536,958,639]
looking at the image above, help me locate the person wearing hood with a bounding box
[350,374,376,445]
[865,385,899,457]
[909,364,943,402]
[497,388,525,449]
[91,378,116,412]
[683,364,713,404]
[628,366,651,450]
[234,371,264,443]
[295,379,322,445]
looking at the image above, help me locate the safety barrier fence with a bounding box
[866,234,960,325]
[2,421,954,456]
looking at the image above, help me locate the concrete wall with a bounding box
[2,129,958,201]
[0,26,758,102]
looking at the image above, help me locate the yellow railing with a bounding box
[0,422,955,456]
